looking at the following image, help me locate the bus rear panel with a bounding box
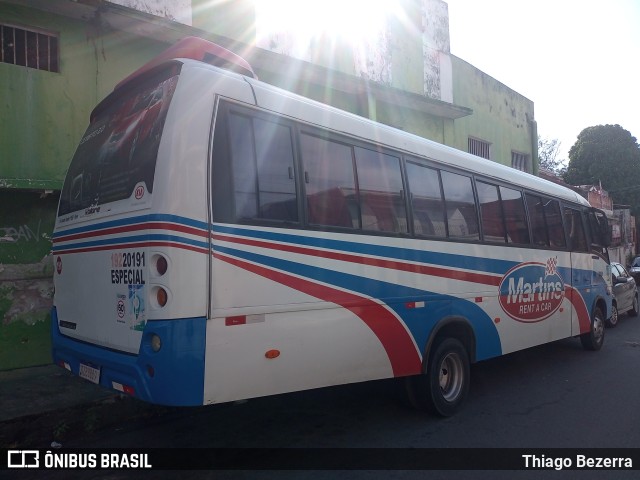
[52,60,212,405]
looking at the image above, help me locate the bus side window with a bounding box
[441,170,480,241]
[500,186,530,244]
[526,193,549,247]
[354,147,407,234]
[587,209,610,249]
[300,133,358,229]
[564,207,588,252]
[544,199,566,248]
[405,161,446,238]
[228,112,298,223]
[476,181,506,243]
[228,113,258,220]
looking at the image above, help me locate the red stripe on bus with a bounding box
[565,286,592,334]
[212,233,501,287]
[53,222,208,243]
[54,241,209,256]
[213,251,423,377]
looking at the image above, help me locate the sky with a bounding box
[254,0,639,164]
[445,0,640,163]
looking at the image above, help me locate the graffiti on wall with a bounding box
[0,220,46,243]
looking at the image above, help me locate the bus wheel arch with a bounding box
[580,301,606,351]
[405,317,475,416]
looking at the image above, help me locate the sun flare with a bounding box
[255,0,400,50]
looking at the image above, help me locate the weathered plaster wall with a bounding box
[376,100,447,144]
[0,5,167,370]
[422,0,452,102]
[110,0,193,25]
[0,4,170,192]
[451,55,535,168]
[0,191,58,370]
[192,0,255,47]
[388,0,423,96]
[353,30,392,84]
[0,5,93,190]
[253,0,453,102]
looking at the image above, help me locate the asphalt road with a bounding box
[15,311,640,479]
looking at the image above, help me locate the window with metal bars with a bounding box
[468,137,490,159]
[511,151,530,172]
[1,24,59,72]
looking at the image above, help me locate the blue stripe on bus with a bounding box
[52,233,210,253]
[214,244,503,360]
[212,224,517,276]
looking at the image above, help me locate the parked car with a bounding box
[628,256,640,284]
[608,262,639,327]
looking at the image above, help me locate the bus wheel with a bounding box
[580,307,605,351]
[606,304,618,328]
[405,338,470,416]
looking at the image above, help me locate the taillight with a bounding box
[150,253,169,308]
[153,254,168,276]
[156,287,168,307]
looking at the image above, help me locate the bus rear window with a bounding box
[58,66,179,216]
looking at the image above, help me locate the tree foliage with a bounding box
[564,124,640,213]
[538,136,566,174]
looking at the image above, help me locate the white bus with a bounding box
[52,37,613,416]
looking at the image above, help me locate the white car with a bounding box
[608,262,638,327]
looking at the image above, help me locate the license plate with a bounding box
[79,363,101,384]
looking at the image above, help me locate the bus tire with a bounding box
[580,306,605,351]
[405,338,470,416]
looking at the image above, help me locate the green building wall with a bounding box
[1,6,85,190]
[0,3,167,190]
[0,191,58,369]
[0,4,167,370]
[451,55,537,171]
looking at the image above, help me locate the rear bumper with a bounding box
[51,307,206,406]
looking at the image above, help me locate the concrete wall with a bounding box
[111,0,193,25]
[609,208,635,266]
[254,0,453,102]
[1,5,88,190]
[376,100,449,144]
[451,55,536,169]
[0,191,58,369]
[192,0,255,47]
[0,4,166,370]
[0,3,167,190]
